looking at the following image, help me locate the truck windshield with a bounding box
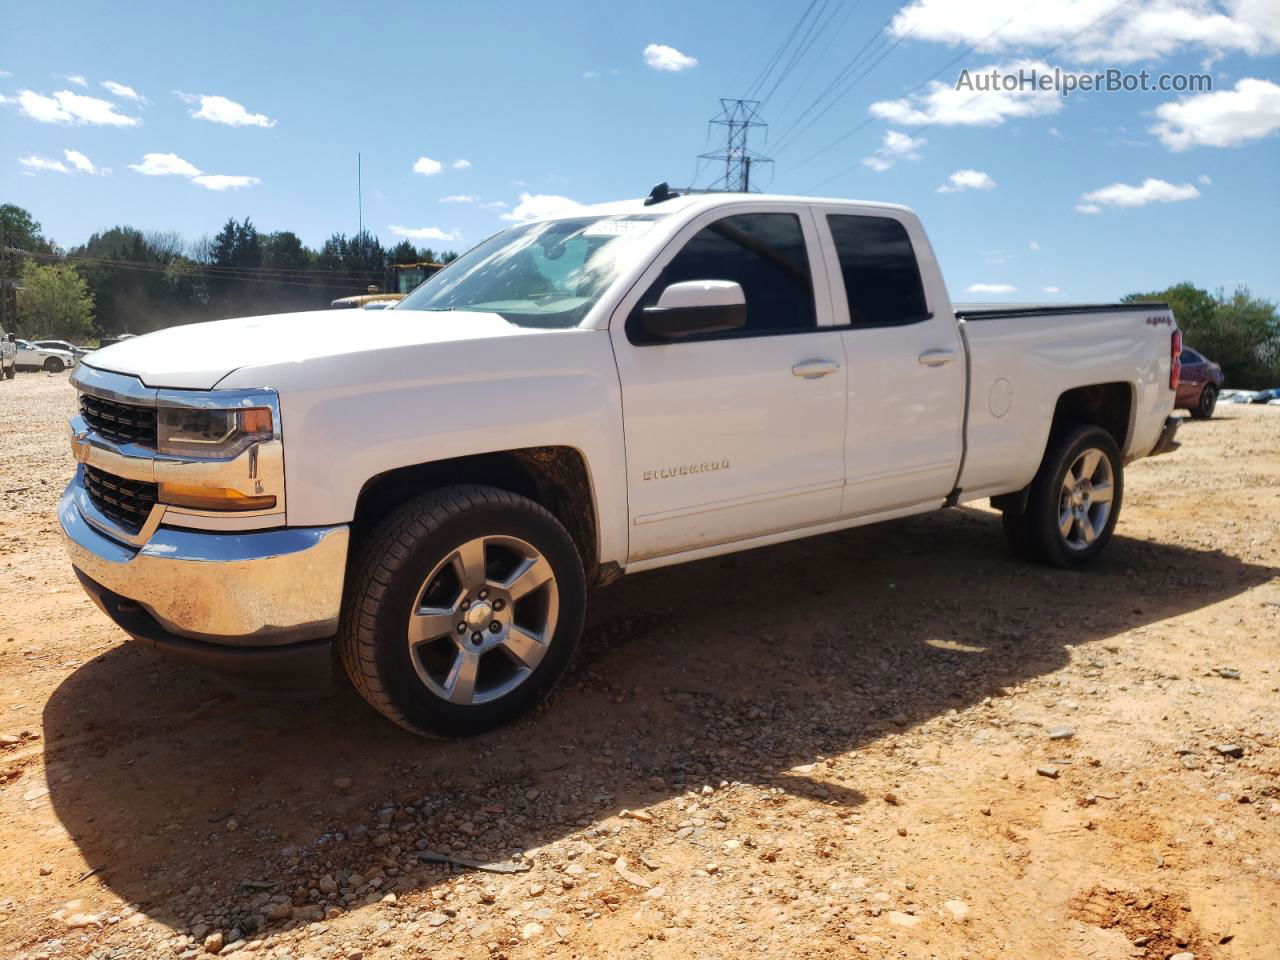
[398,214,666,328]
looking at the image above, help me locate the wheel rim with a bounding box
[406,535,559,706]
[1057,448,1114,551]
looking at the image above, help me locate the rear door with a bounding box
[610,204,848,561]
[811,207,966,516]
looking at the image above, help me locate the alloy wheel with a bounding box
[1057,448,1115,551]
[406,535,559,705]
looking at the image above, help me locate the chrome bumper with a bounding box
[60,476,349,645]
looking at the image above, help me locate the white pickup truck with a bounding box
[60,187,1182,736]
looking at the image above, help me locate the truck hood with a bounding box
[84,309,543,390]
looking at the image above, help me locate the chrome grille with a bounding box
[84,466,157,535]
[79,393,157,447]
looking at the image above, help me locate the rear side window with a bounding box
[827,215,928,327]
[1179,348,1201,363]
[636,212,816,338]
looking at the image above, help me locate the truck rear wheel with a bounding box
[339,485,586,737]
[1025,425,1124,568]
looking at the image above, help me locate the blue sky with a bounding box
[2,0,1278,302]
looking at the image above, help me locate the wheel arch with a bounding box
[1049,381,1134,454]
[349,446,605,585]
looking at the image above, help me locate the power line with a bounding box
[9,249,384,291]
[758,0,836,108]
[743,0,823,101]
[772,0,867,123]
[771,8,922,157]
[799,0,1143,195]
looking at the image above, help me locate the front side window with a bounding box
[634,212,816,339]
[827,215,928,327]
[398,214,666,328]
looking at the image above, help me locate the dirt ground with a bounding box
[1,371,1278,960]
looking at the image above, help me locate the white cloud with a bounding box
[179,93,276,128]
[0,70,12,78]
[64,149,97,174]
[871,59,1062,127]
[191,174,260,191]
[413,156,444,176]
[1151,77,1280,150]
[440,194,477,204]
[888,0,1280,65]
[19,155,69,174]
[1043,286,1062,294]
[19,149,104,176]
[1048,126,1064,139]
[450,159,471,170]
[480,200,508,210]
[388,224,460,243]
[500,192,584,222]
[1077,178,1200,212]
[1198,173,1213,184]
[938,169,997,192]
[583,70,601,79]
[862,129,926,172]
[129,152,203,177]
[10,88,139,126]
[967,283,1017,294]
[101,80,143,101]
[643,43,698,72]
[57,74,88,87]
[1029,240,1040,251]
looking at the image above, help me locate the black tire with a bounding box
[339,484,586,737]
[43,357,64,373]
[1189,385,1217,419]
[1024,425,1124,568]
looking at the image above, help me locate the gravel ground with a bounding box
[1,371,1278,960]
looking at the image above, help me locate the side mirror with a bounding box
[635,280,746,342]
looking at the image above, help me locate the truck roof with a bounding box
[553,192,915,221]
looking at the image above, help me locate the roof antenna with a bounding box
[644,181,680,206]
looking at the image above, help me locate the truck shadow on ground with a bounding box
[39,505,1277,938]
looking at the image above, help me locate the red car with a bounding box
[1176,346,1224,419]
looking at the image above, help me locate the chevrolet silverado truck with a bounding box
[59,188,1182,736]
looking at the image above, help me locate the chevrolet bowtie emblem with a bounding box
[72,432,91,463]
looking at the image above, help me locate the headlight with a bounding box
[157,406,273,457]
[155,405,278,511]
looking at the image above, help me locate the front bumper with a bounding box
[60,476,349,646]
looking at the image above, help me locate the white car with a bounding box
[15,339,75,372]
[59,186,1182,737]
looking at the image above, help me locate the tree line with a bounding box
[0,203,458,341]
[3,201,1279,387]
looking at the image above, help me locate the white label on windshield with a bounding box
[583,219,654,238]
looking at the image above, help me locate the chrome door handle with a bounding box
[792,359,841,379]
[918,348,958,367]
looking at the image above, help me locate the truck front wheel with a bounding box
[1025,425,1124,568]
[339,485,586,737]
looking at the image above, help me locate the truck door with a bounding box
[609,205,848,562]
[811,207,966,515]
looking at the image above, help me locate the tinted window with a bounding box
[827,215,927,327]
[1179,348,1201,363]
[636,212,815,338]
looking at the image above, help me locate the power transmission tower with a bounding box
[698,99,773,193]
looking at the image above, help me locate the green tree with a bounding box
[1125,283,1280,388]
[1,203,54,332]
[388,239,419,265]
[16,261,95,339]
